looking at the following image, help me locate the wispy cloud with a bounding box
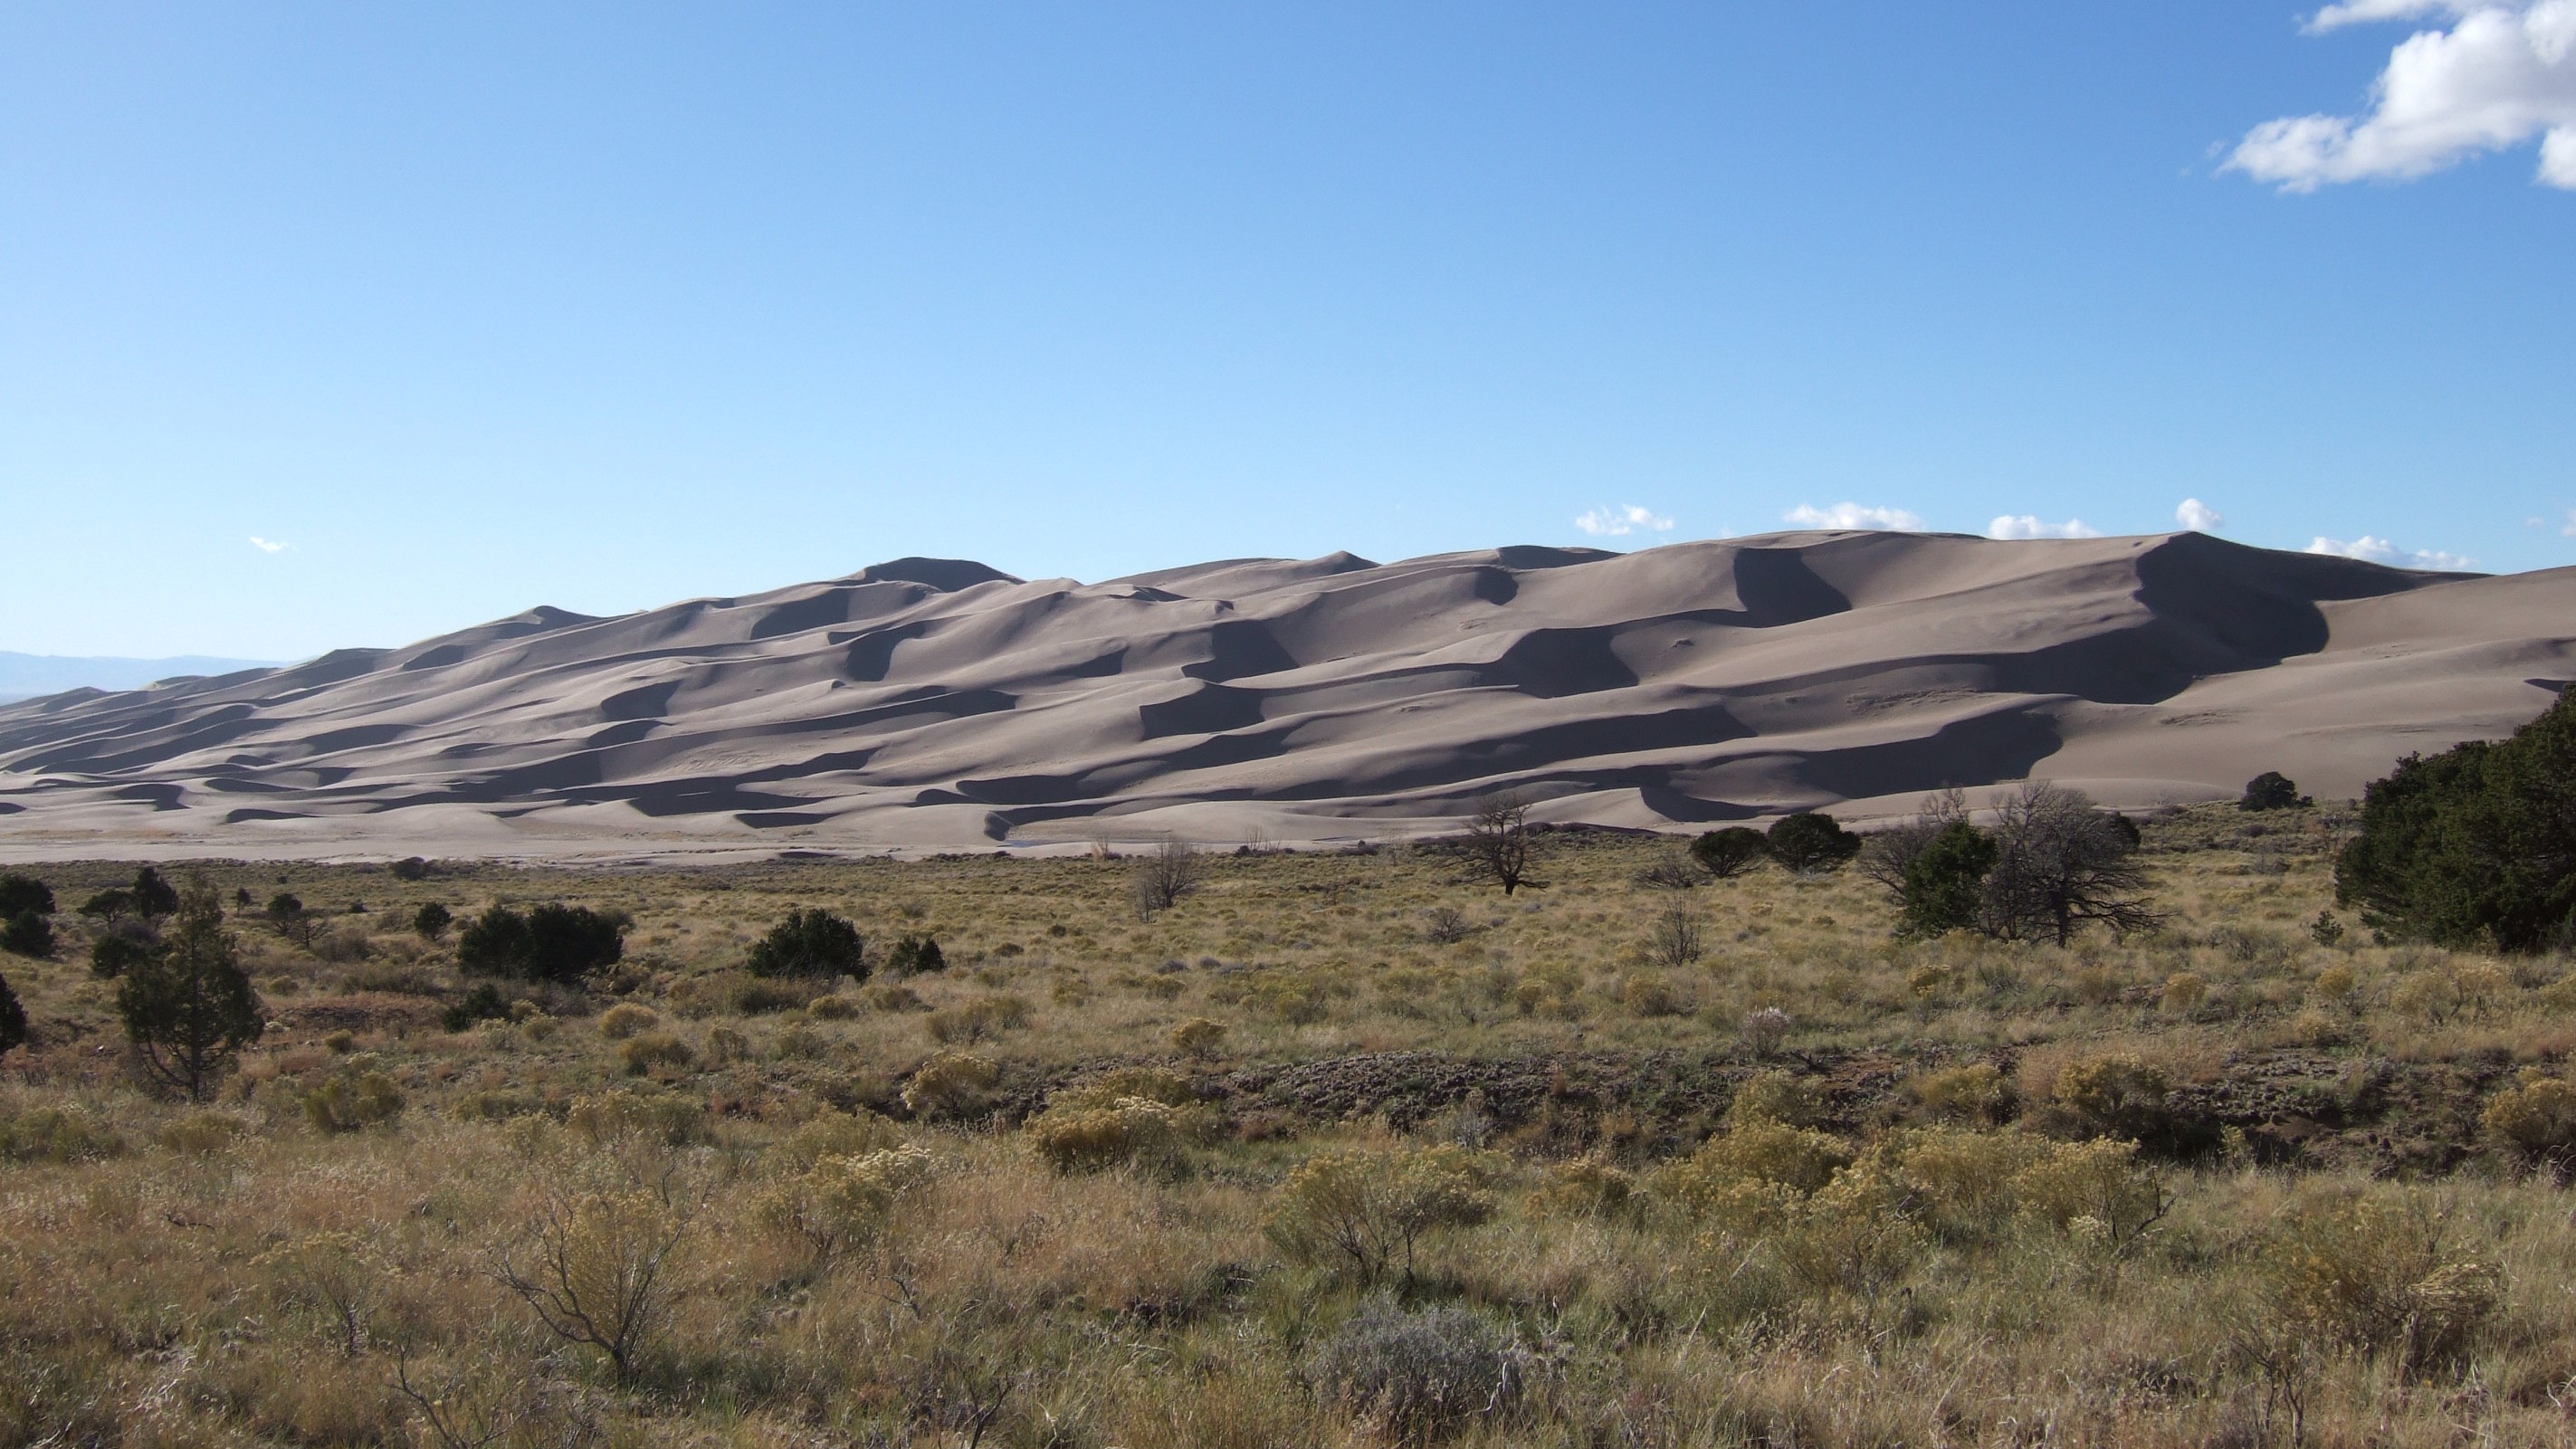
[1574,504,1675,538]
[2227,1,2576,191]
[2563,508,2576,537]
[2306,534,2478,569]
[1785,501,1925,531]
[2176,498,2226,532]
[248,537,290,555]
[1987,514,2102,540]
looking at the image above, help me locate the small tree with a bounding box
[1897,821,1999,939]
[1131,839,1203,919]
[1465,793,1534,896]
[413,901,453,942]
[2335,689,2576,954]
[79,888,134,922]
[1688,826,1768,880]
[89,923,158,979]
[886,932,946,974]
[267,891,315,947]
[0,872,52,920]
[0,910,52,959]
[2238,771,2311,812]
[458,904,627,983]
[1766,812,1860,874]
[1981,782,2161,946]
[117,874,264,1101]
[747,908,867,979]
[132,865,180,922]
[0,968,24,1056]
[1646,892,1704,969]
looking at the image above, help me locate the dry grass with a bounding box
[0,806,2573,1444]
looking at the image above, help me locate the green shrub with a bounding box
[746,908,866,979]
[2482,1074,2576,1178]
[2336,690,2576,953]
[0,873,52,920]
[302,1073,405,1133]
[1766,813,1860,873]
[2238,772,2310,811]
[0,1104,125,1162]
[1266,1142,1499,1288]
[0,910,52,958]
[597,1003,661,1040]
[884,932,946,975]
[902,1050,999,1120]
[442,981,511,1032]
[456,903,628,982]
[1896,822,1997,939]
[616,1031,693,1074]
[1688,827,1768,880]
[754,1144,932,1261]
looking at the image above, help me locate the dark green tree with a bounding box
[886,932,946,975]
[266,891,315,947]
[0,872,52,920]
[0,968,24,1056]
[79,888,134,922]
[132,865,180,922]
[0,911,52,958]
[1688,826,1768,880]
[2338,691,2576,953]
[90,929,160,979]
[746,908,867,979]
[414,901,453,942]
[1765,812,1861,873]
[117,874,264,1101]
[1896,821,1999,939]
[2238,771,2310,811]
[456,903,626,983]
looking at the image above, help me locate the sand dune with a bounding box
[1,531,2567,861]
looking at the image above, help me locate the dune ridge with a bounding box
[1,530,2568,861]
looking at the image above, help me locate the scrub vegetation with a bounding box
[4,721,2576,1444]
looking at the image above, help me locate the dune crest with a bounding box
[1,531,2567,859]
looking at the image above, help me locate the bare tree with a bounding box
[1465,793,1534,896]
[1980,781,2161,946]
[1131,838,1203,919]
[1646,892,1704,969]
[493,1187,686,1386]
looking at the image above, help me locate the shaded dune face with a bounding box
[2,532,2570,851]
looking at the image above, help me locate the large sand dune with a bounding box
[2,531,2568,861]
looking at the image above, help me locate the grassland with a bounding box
[5,805,2576,1446]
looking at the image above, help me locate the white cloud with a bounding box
[1784,501,1925,531]
[2306,534,2478,568]
[248,537,289,554]
[1987,514,2103,540]
[1574,504,1675,538]
[2176,498,2226,532]
[2228,1,2576,191]
[2308,1,2479,33]
[2563,508,2576,536]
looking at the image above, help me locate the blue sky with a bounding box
[4,2,2571,660]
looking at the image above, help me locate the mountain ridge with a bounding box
[1,530,2567,862]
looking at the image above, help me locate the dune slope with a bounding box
[1,531,2568,858]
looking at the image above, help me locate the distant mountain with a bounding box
[0,535,2568,860]
[0,652,281,704]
